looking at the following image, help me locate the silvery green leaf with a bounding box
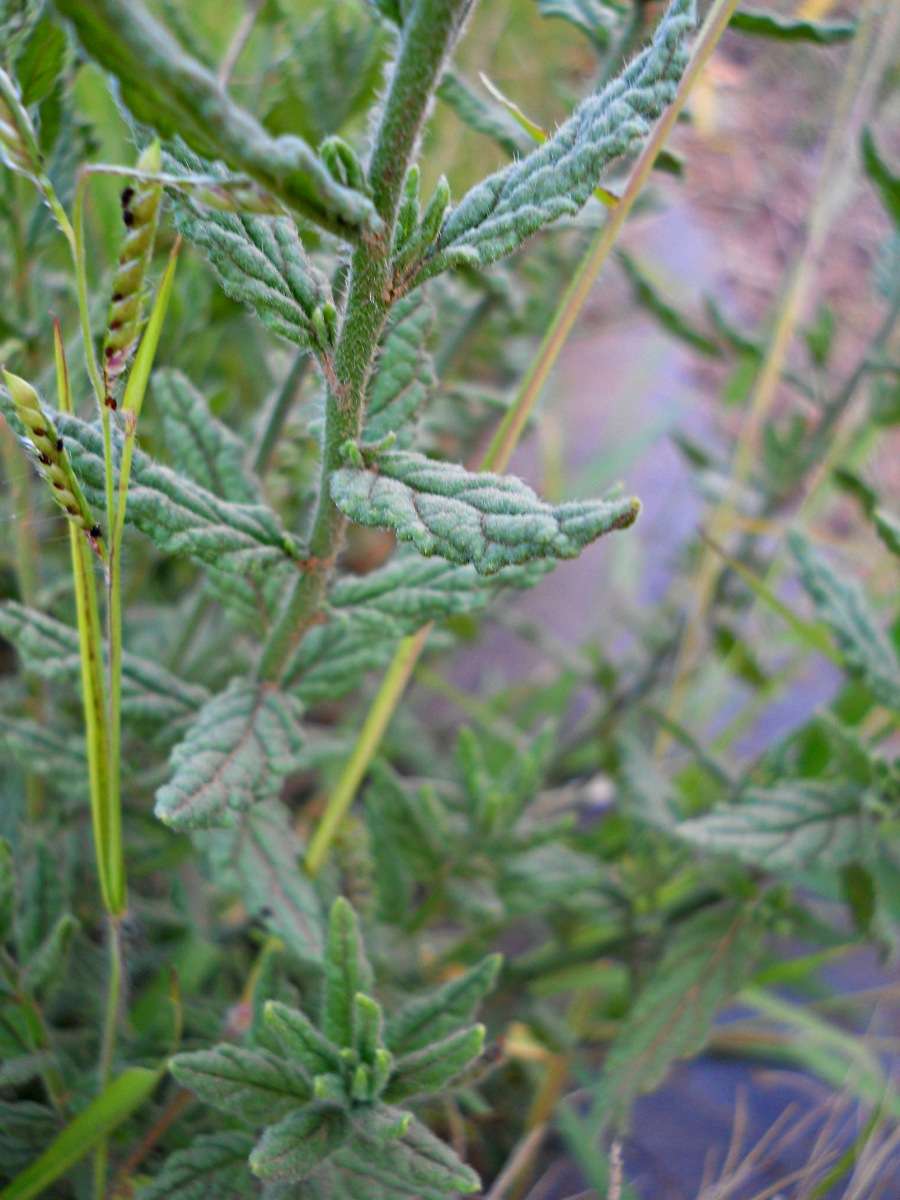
[383,1024,484,1102]
[323,897,374,1049]
[155,680,305,830]
[52,0,379,238]
[331,450,640,574]
[2,717,87,796]
[0,601,209,729]
[385,955,501,1054]
[249,1104,349,1183]
[59,410,302,580]
[364,293,435,445]
[673,782,873,869]
[338,1113,480,1195]
[264,1001,343,1077]
[155,370,259,504]
[138,1131,257,1200]
[418,0,695,277]
[790,533,900,711]
[202,799,324,966]
[171,1045,312,1124]
[437,71,533,159]
[22,912,78,996]
[536,0,621,50]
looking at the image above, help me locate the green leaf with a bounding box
[249,1104,348,1183]
[138,1131,256,1200]
[323,897,374,1049]
[536,0,621,50]
[364,293,435,445]
[437,71,532,159]
[0,839,13,943]
[595,904,765,1129]
[14,17,67,107]
[264,1001,343,1077]
[384,1024,484,1102]
[0,1103,59,1178]
[155,681,305,830]
[0,1067,159,1200]
[338,1113,480,1195]
[417,0,695,277]
[729,8,856,44]
[673,781,874,870]
[861,128,900,228]
[618,250,721,357]
[203,799,324,966]
[790,533,900,711]
[331,450,639,575]
[385,955,501,1054]
[155,370,259,504]
[22,913,77,996]
[0,602,209,730]
[51,0,378,239]
[284,610,401,704]
[832,466,900,559]
[60,410,300,582]
[2,718,88,796]
[170,1044,312,1124]
[169,158,335,354]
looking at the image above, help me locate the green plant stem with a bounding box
[304,0,739,875]
[258,0,474,682]
[252,349,310,474]
[93,917,124,1200]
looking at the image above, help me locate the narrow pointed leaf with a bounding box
[729,8,856,44]
[384,1024,485,1102]
[323,898,374,1049]
[138,1131,256,1200]
[264,1001,343,1076]
[385,955,501,1054]
[249,1104,348,1183]
[170,1045,312,1123]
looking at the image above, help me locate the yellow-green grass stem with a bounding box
[306,0,742,876]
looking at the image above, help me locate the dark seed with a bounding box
[121,186,134,207]
[112,292,124,302]
[123,210,135,227]
[56,438,64,451]
[38,452,51,465]
[90,524,102,539]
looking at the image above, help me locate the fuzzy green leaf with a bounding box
[155,680,305,830]
[338,1113,480,1195]
[437,71,533,159]
[323,898,374,1049]
[203,800,324,965]
[138,1131,256,1200]
[264,1001,343,1077]
[170,164,335,354]
[249,1104,348,1183]
[0,602,208,730]
[596,904,765,1128]
[364,293,435,444]
[155,370,259,504]
[729,8,856,44]
[537,0,620,49]
[2,718,87,796]
[59,410,301,580]
[51,0,378,238]
[331,451,639,575]
[674,782,874,869]
[790,533,900,711]
[384,1024,484,1102]
[385,955,501,1054]
[417,0,694,277]
[171,1045,311,1124]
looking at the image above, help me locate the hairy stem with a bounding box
[258,0,474,681]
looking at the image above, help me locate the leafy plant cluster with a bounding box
[0,0,897,1198]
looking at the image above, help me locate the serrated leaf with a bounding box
[15,17,67,106]
[674,781,873,870]
[385,955,501,1054]
[249,1104,348,1183]
[169,158,334,353]
[264,1001,343,1076]
[2,718,87,796]
[51,0,378,238]
[384,1024,484,1102]
[284,611,401,704]
[417,0,694,276]
[730,8,856,44]
[170,1045,312,1124]
[364,293,435,444]
[155,370,259,504]
[537,0,621,50]
[155,680,305,830]
[331,451,639,575]
[596,904,765,1128]
[790,534,900,711]
[203,799,324,964]
[138,1131,256,1200]
[861,128,900,228]
[339,1113,480,1195]
[323,897,374,1049]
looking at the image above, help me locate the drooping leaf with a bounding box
[170,1045,312,1124]
[416,0,695,277]
[51,0,378,238]
[673,781,875,870]
[364,293,435,444]
[861,128,900,228]
[154,370,259,504]
[729,8,856,45]
[385,955,501,1054]
[249,1104,349,1183]
[790,533,900,711]
[595,904,765,1129]
[138,1131,256,1200]
[0,602,209,730]
[331,451,640,574]
[155,680,305,830]
[323,897,374,1049]
[384,1024,485,1102]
